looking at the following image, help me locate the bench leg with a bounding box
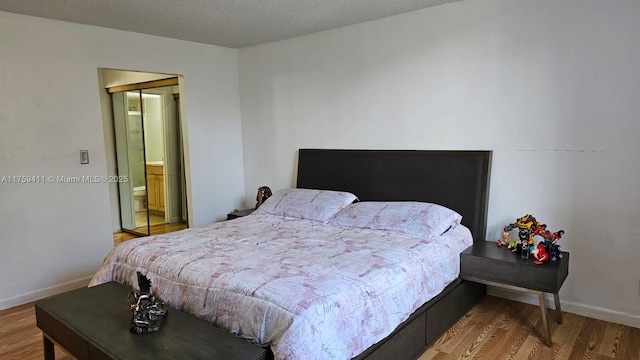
[43,335,55,360]
[538,292,552,347]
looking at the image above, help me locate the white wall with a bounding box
[238,0,640,327]
[142,95,165,163]
[0,11,245,309]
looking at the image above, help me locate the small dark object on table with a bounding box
[128,272,167,334]
[255,186,272,209]
[228,209,255,220]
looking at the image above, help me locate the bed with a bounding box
[296,149,491,360]
[91,149,491,360]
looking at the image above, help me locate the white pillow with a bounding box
[254,188,358,222]
[327,201,462,237]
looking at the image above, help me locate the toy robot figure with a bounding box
[549,243,563,261]
[533,225,564,261]
[503,214,566,262]
[520,239,530,259]
[504,214,539,259]
[534,225,565,243]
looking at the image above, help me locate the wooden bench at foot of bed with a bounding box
[35,282,267,360]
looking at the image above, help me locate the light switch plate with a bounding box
[80,150,89,164]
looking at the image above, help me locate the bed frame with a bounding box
[295,149,492,360]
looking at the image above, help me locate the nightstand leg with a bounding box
[538,292,552,346]
[43,335,55,360]
[554,293,563,324]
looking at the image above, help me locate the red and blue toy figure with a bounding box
[531,242,549,264]
[533,224,564,262]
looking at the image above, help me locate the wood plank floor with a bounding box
[1,295,637,360]
[0,302,72,360]
[420,296,640,360]
[0,225,190,359]
[113,221,188,246]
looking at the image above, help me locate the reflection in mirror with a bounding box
[141,90,165,228]
[142,87,187,233]
[113,91,149,235]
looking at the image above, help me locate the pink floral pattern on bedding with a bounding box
[253,188,357,222]
[90,214,472,360]
[327,201,463,237]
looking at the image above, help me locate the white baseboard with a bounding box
[0,276,92,311]
[488,287,640,329]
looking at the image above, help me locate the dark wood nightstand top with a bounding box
[227,209,255,220]
[460,240,569,293]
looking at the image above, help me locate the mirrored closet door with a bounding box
[111,84,187,237]
[113,91,149,235]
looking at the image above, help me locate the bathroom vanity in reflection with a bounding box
[146,164,165,212]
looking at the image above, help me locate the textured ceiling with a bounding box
[0,0,460,48]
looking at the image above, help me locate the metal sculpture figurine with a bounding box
[255,186,273,209]
[127,272,167,334]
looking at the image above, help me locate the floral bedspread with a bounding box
[90,214,472,360]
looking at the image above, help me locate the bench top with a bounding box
[36,282,266,360]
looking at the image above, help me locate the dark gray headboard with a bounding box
[296,149,491,241]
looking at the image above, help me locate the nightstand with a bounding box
[460,240,569,346]
[227,209,255,220]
